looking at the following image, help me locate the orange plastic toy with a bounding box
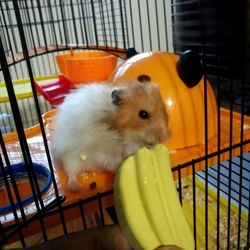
[55,51,117,84]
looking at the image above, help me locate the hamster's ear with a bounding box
[111,89,125,105]
[177,50,203,88]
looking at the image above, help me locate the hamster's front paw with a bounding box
[68,175,81,192]
[68,180,81,192]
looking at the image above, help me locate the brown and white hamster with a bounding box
[52,80,170,191]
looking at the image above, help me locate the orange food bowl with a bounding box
[56,51,117,84]
[110,51,218,150]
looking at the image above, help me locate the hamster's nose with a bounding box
[156,126,171,143]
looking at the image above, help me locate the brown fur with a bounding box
[113,81,169,143]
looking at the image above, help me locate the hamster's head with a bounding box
[111,81,170,147]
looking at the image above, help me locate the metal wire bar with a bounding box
[0,103,13,134]
[90,0,98,47]
[127,0,135,47]
[196,11,209,244]
[47,0,58,49]
[23,0,37,54]
[0,2,16,64]
[154,1,160,50]
[118,0,126,50]
[20,99,29,128]
[79,0,89,46]
[12,2,49,242]
[0,37,42,218]
[0,133,26,246]
[12,0,46,208]
[216,33,222,250]
[0,221,6,244]
[30,1,42,49]
[192,162,197,250]
[163,0,169,51]
[13,2,68,237]
[98,0,107,48]
[97,194,105,226]
[76,0,85,45]
[226,43,234,250]
[248,174,250,250]
[59,0,69,47]
[79,205,87,230]
[54,1,64,45]
[110,0,118,49]
[237,52,246,250]
[136,0,143,51]
[26,98,35,127]
[177,167,183,205]
[145,0,152,51]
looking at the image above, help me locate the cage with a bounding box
[0,0,249,249]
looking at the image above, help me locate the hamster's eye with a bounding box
[139,110,149,119]
[137,74,151,83]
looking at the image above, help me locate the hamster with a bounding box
[52,80,170,191]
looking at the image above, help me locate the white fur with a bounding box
[52,84,142,191]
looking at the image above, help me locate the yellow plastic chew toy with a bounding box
[114,144,194,250]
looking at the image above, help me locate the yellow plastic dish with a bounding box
[114,145,194,250]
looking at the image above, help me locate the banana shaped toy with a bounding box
[114,144,194,250]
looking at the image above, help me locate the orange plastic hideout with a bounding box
[111,51,217,150]
[55,51,117,84]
